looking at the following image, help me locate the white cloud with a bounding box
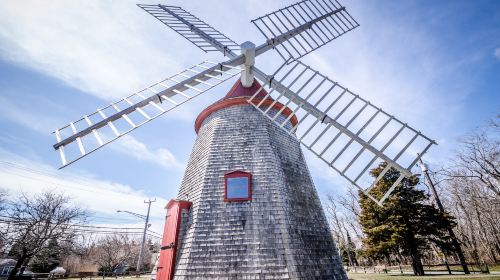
[0,0,180,101]
[0,0,494,205]
[111,135,184,169]
[0,150,167,233]
[0,96,61,133]
[0,0,238,124]
[0,94,182,170]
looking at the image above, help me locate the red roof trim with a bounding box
[194,97,298,133]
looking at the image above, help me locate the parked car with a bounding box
[112,264,129,275]
[49,267,66,277]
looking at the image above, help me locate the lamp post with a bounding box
[117,199,156,275]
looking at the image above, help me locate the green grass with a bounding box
[489,265,500,272]
[347,272,500,280]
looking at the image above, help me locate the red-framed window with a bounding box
[224,171,252,202]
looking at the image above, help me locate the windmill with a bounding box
[52,0,434,206]
[52,1,435,278]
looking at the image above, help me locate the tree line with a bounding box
[0,191,157,279]
[326,116,499,275]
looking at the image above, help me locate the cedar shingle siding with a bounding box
[173,103,347,279]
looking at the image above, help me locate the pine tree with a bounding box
[359,162,455,275]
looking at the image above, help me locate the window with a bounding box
[224,171,252,202]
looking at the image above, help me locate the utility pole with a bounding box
[117,198,156,275]
[137,199,155,275]
[418,157,470,274]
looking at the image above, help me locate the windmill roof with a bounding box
[194,79,297,133]
[224,79,269,99]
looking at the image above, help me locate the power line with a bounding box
[0,162,165,221]
[147,229,163,236]
[0,216,163,238]
[0,167,118,197]
[88,216,164,224]
[0,217,142,230]
[0,221,161,239]
[0,161,100,190]
[0,161,160,200]
[0,161,165,240]
[89,215,151,221]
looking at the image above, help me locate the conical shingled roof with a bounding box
[224,79,269,99]
[194,79,298,133]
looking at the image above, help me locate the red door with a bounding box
[157,200,192,280]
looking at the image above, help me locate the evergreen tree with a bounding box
[359,162,455,275]
[29,239,63,273]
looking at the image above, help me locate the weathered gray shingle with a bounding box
[174,103,347,279]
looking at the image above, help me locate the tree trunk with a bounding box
[407,235,425,275]
[494,243,500,261]
[353,252,359,266]
[384,253,392,266]
[463,210,482,270]
[471,188,497,264]
[346,249,354,269]
[443,254,452,275]
[486,220,500,256]
[454,193,473,274]
[410,252,425,276]
[7,255,27,280]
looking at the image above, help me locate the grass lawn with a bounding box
[347,272,500,280]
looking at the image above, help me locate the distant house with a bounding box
[0,259,16,277]
[0,259,34,277]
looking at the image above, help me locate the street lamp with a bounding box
[116,210,146,220]
[117,199,156,275]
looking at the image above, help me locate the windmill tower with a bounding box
[163,79,345,279]
[52,0,436,279]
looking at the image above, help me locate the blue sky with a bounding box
[0,0,499,232]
